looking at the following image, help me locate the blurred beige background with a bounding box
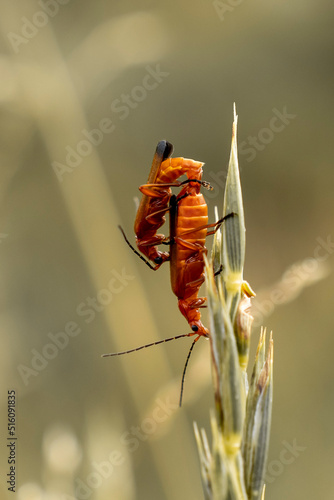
[0,1,333,499]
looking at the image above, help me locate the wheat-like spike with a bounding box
[194,105,273,500]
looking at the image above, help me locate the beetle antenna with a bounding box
[179,338,198,407]
[101,333,195,357]
[118,225,158,270]
[179,178,213,191]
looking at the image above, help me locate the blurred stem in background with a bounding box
[194,106,274,500]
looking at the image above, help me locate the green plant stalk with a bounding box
[194,105,274,500]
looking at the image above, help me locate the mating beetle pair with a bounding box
[103,141,233,404]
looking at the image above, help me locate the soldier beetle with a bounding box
[168,182,234,403]
[121,140,210,270]
[169,182,233,337]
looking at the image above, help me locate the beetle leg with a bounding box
[138,184,170,198]
[174,236,205,252]
[187,297,207,309]
[138,233,169,248]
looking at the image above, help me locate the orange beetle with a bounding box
[122,140,206,270]
[168,181,233,336]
